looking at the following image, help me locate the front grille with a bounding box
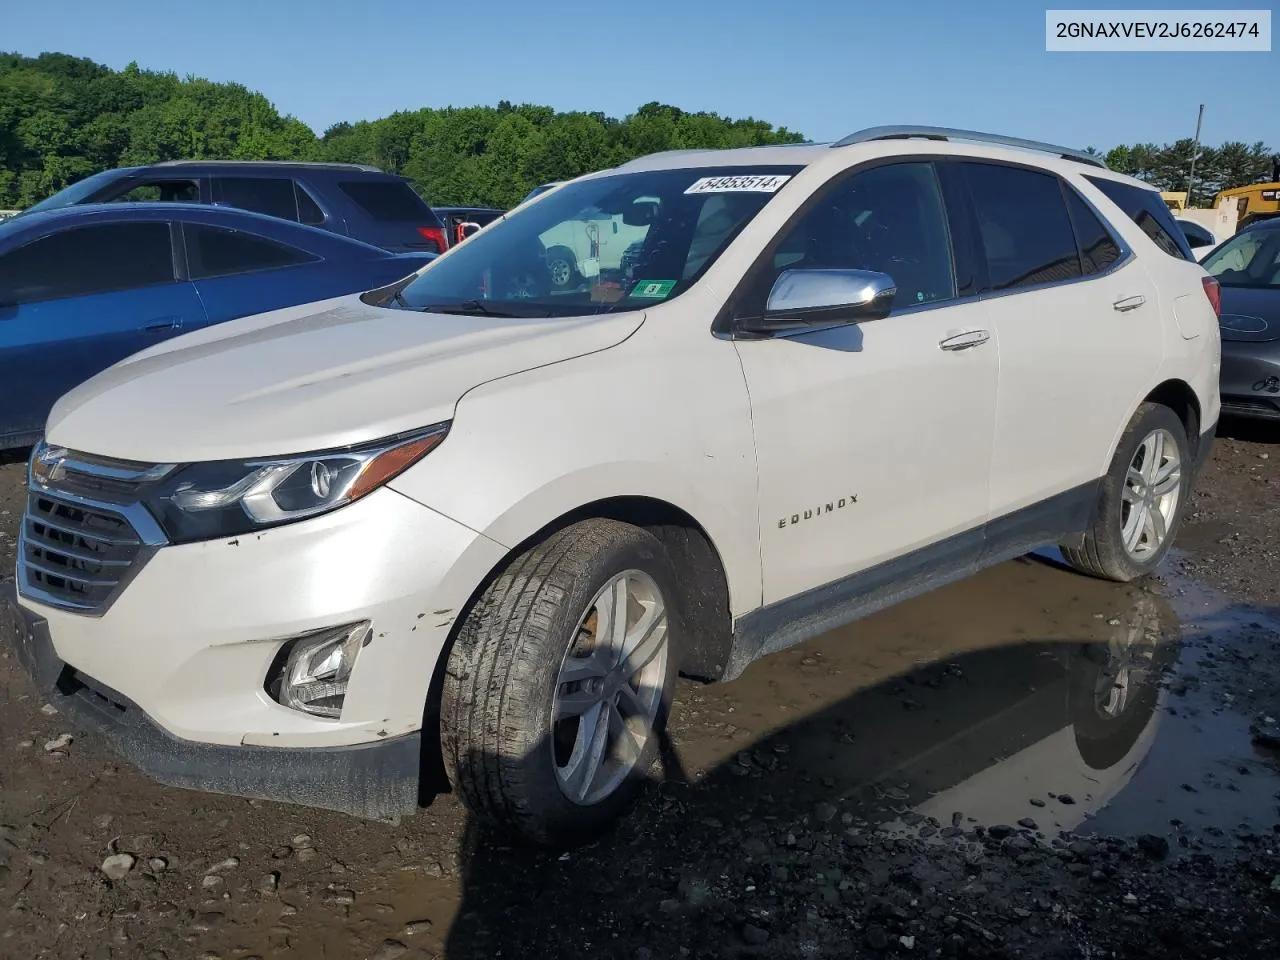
[18,445,172,615]
[20,492,146,612]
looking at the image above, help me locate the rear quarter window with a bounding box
[339,180,440,224]
[1084,176,1194,262]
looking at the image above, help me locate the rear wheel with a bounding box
[1061,403,1190,582]
[440,519,679,846]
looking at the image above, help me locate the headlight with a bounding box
[145,423,449,543]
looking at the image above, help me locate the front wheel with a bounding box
[1061,403,1191,582]
[440,519,679,846]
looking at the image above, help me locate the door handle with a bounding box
[141,316,183,333]
[938,329,991,352]
[1113,295,1146,312]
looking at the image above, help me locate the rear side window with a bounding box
[0,222,173,304]
[1085,176,1194,261]
[1063,187,1123,274]
[212,177,299,221]
[185,224,319,280]
[339,180,437,223]
[1179,220,1214,249]
[962,162,1082,291]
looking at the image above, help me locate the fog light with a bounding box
[274,621,371,719]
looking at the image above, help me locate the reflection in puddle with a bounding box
[668,550,1280,852]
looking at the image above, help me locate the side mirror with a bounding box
[739,268,897,335]
[622,202,658,227]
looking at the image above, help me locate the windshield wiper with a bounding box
[420,300,529,318]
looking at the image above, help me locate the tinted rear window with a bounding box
[212,177,299,221]
[1085,176,1194,261]
[185,224,319,280]
[962,162,1082,291]
[1063,187,1123,274]
[339,180,438,223]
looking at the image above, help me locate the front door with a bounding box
[733,160,999,605]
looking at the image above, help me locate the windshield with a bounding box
[389,165,802,318]
[1202,227,1280,288]
[22,169,126,215]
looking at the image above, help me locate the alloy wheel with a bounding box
[1120,428,1182,561]
[551,569,669,806]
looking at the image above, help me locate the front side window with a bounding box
[1063,186,1123,275]
[963,162,1082,291]
[1085,176,1194,261]
[110,179,200,203]
[212,177,299,221]
[185,224,318,280]
[744,161,956,313]
[389,166,802,318]
[0,222,174,304]
[1201,228,1280,289]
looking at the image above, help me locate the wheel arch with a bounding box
[1101,378,1204,480]
[417,493,738,796]
[1143,378,1202,460]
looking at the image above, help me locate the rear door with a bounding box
[959,161,1162,523]
[334,178,447,254]
[0,221,206,441]
[183,222,349,325]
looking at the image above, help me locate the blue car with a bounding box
[0,203,434,449]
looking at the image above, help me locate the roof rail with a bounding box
[151,159,385,173]
[831,125,1107,169]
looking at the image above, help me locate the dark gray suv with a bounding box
[19,161,450,254]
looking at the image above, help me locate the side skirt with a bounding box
[722,480,1100,681]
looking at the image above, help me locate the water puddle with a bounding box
[666,550,1280,854]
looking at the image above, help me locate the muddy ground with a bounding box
[2,424,1280,960]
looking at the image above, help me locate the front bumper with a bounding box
[1220,340,1280,421]
[3,581,420,819]
[5,486,509,817]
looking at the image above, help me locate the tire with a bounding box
[545,246,579,290]
[440,518,680,846]
[1061,402,1191,582]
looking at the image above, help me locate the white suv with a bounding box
[6,126,1221,846]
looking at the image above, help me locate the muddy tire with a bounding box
[440,519,680,846]
[1062,403,1191,582]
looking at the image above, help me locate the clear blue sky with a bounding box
[4,0,1276,150]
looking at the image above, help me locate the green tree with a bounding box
[0,50,801,210]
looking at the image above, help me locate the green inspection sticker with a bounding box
[631,279,677,299]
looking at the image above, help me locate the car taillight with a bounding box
[1201,275,1221,318]
[417,226,447,253]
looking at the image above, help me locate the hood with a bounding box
[46,295,644,463]
[1218,286,1280,342]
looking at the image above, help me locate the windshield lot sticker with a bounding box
[631,280,678,299]
[684,174,791,195]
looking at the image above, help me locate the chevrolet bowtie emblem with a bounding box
[31,445,70,487]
